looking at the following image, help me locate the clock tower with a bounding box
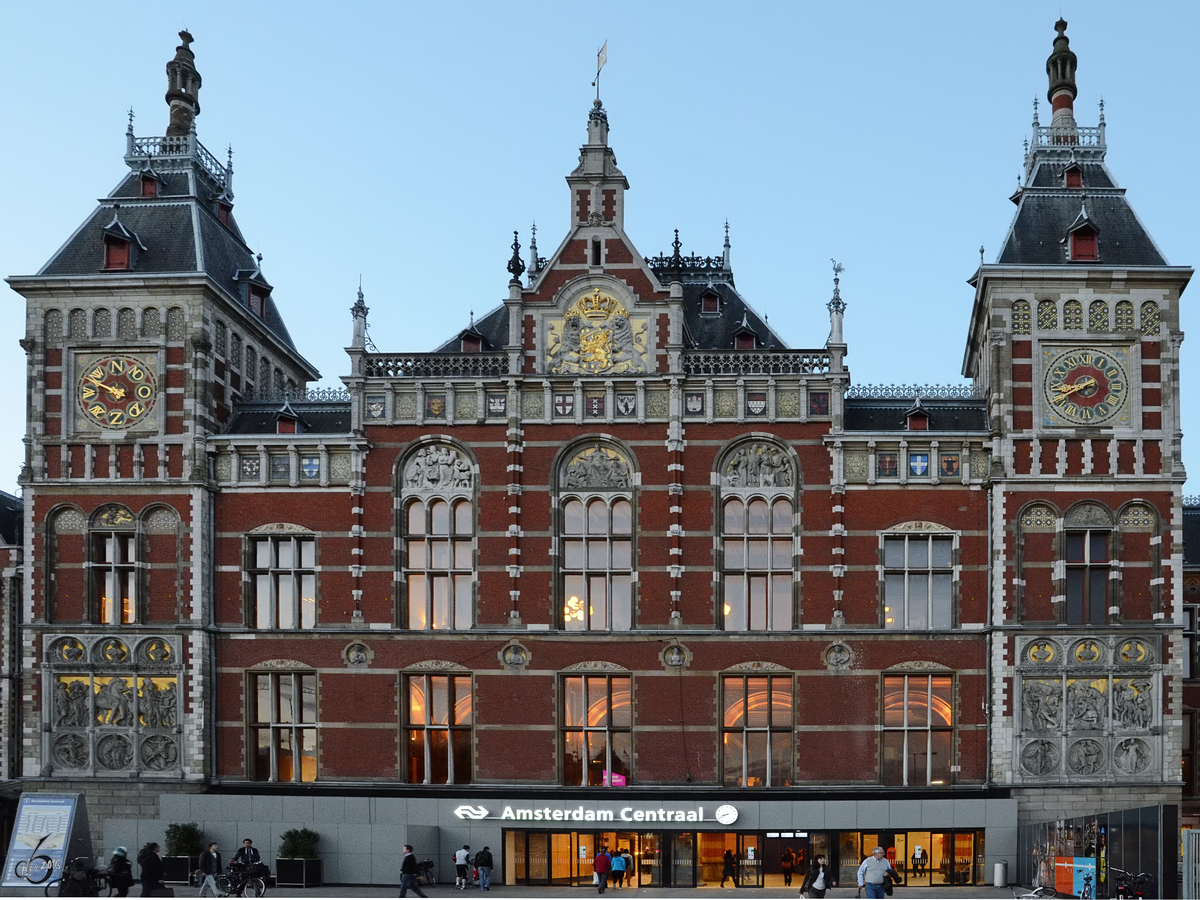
[5,33,317,783]
[964,21,1190,823]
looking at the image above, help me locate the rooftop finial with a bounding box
[127,107,135,135]
[469,308,475,328]
[670,229,683,270]
[1098,96,1105,123]
[591,40,608,103]
[507,230,526,282]
[1046,18,1078,125]
[828,260,846,315]
[980,245,985,265]
[723,220,732,268]
[165,30,202,137]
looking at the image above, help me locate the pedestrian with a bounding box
[109,847,133,898]
[721,849,738,887]
[196,842,222,897]
[621,848,633,884]
[780,846,795,887]
[400,844,429,899]
[610,847,626,889]
[801,853,834,898]
[857,846,896,899]
[136,842,165,898]
[231,838,261,871]
[593,846,612,894]
[474,846,493,892]
[454,844,472,890]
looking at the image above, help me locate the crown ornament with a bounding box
[579,288,617,319]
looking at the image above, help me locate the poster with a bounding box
[2,794,77,887]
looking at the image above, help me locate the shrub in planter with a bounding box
[277,828,322,888]
[163,822,205,884]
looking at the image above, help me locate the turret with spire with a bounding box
[565,98,629,230]
[1046,18,1078,130]
[165,30,202,136]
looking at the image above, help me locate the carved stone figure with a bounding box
[95,677,134,726]
[140,679,176,728]
[346,643,370,667]
[723,443,793,488]
[141,638,173,665]
[1113,679,1152,730]
[1067,739,1105,775]
[1113,738,1150,774]
[405,445,472,491]
[1022,680,1061,732]
[1021,739,1059,775]
[1066,682,1105,730]
[563,445,630,490]
[141,734,179,770]
[56,638,85,662]
[54,733,89,768]
[56,679,90,728]
[548,314,583,371]
[825,643,852,670]
[96,734,133,770]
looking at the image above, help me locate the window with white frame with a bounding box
[721,674,793,787]
[562,673,631,786]
[1065,529,1109,625]
[882,674,953,786]
[883,532,954,629]
[250,535,316,629]
[250,671,317,782]
[404,673,473,784]
[92,530,138,625]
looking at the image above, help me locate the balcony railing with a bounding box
[127,134,229,188]
[845,383,983,400]
[365,352,510,378]
[1034,124,1105,148]
[682,350,831,376]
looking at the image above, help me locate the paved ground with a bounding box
[249,884,1034,899]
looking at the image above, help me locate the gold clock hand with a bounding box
[1055,377,1096,397]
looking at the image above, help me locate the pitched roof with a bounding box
[844,399,988,432]
[225,401,351,435]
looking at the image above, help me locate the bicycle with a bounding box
[14,833,57,885]
[1011,886,1057,899]
[418,859,437,886]
[1108,865,1151,899]
[43,857,112,896]
[214,863,267,898]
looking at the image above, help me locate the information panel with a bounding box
[1,794,80,888]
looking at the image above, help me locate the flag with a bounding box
[597,40,607,75]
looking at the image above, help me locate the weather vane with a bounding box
[592,40,608,102]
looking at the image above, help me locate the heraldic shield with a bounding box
[546,288,649,375]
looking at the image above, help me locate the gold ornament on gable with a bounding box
[546,289,648,375]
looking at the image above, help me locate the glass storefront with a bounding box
[505,828,986,888]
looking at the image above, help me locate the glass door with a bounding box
[907,831,932,889]
[550,833,574,885]
[636,832,661,887]
[527,832,549,884]
[738,833,763,887]
[671,832,696,887]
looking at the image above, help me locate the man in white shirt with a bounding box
[857,846,896,899]
[454,845,471,890]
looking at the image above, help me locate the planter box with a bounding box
[162,856,198,885]
[275,858,322,888]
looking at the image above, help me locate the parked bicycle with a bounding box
[1108,865,1151,899]
[214,862,267,898]
[417,858,437,886]
[43,856,111,896]
[1011,885,1057,899]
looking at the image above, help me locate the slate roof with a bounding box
[225,402,352,435]
[1185,503,1200,568]
[844,400,988,433]
[997,160,1166,267]
[35,168,298,352]
[0,491,21,546]
[433,278,787,352]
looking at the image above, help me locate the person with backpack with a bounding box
[473,846,493,891]
[137,843,166,897]
[610,848,626,889]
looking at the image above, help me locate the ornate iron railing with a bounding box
[1034,124,1104,148]
[646,253,728,274]
[845,383,984,400]
[241,387,351,403]
[365,352,509,378]
[682,350,830,376]
[1183,495,1200,508]
[128,134,229,187]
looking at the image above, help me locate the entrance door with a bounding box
[738,833,763,887]
[635,832,662,887]
[527,832,549,884]
[671,832,696,887]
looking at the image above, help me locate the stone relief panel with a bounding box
[395,393,417,420]
[844,451,868,482]
[455,392,477,419]
[645,391,668,418]
[546,289,648,375]
[561,445,632,490]
[522,391,544,418]
[1020,505,1056,530]
[714,391,737,418]
[404,444,473,491]
[721,443,794,489]
[1021,740,1060,776]
[1021,679,1062,732]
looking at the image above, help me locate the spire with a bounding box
[827,260,846,345]
[1046,19,1078,127]
[528,221,540,276]
[567,95,628,229]
[506,231,526,282]
[350,278,369,349]
[165,30,202,137]
[723,220,731,268]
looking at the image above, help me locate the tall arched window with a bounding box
[558,444,636,631]
[718,442,796,631]
[401,443,475,630]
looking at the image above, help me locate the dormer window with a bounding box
[907,411,930,431]
[1064,165,1083,189]
[140,175,159,198]
[103,237,131,270]
[701,292,720,316]
[249,286,266,317]
[217,202,232,227]
[461,335,482,353]
[1070,227,1098,261]
[735,333,755,350]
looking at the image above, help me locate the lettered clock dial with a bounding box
[1042,347,1129,426]
[77,354,158,429]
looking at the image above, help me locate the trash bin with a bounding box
[993,861,1008,887]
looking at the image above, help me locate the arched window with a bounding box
[882,673,954,786]
[1114,300,1135,331]
[881,525,956,630]
[1012,300,1032,335]
[1141,301,1161,336]
[230,333,242,372]
[214,321,227,356]
[259,358,271,392]
[1037,299,1057,331]
[93,308,111,339]
[141,307,161,338]
[1089,300,1109,332]
[44,309,63,344]
[558,444,635,631]
[1063,299,1083,330]
[401,444,475,630]
[561,669,631,786]
[719,442,795,631]
[117,308,137,340]
[248,525,317,629]
[722,670,793,787]
[88,505,138,625]
[1063,503,1115,625]
[68,309,86,340]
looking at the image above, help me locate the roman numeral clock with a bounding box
[76,354,159,430]
[1041,346,1130,427]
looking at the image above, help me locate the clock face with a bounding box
[77,354,158,430]
[714,804,739,825]
[1043,347,1129,426]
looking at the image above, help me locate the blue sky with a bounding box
[1,1,1196,495]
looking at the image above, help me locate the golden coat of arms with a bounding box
[547,289,647,374]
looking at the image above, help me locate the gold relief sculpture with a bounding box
[1118,639,1150,664]
[546,289,647,375]
[1026,640,1056,664]
[97,506,134,527]
[1073,640,1103,664]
